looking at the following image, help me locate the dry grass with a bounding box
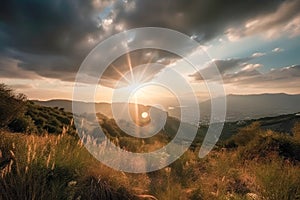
[250,158,300,200]
[1,122,300,200]
[0,131,141,199]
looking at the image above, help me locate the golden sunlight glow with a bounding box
[141,112,149,119]
[111,64,131,84]
[126,52,134,82]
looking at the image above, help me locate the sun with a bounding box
[141,112,149,119]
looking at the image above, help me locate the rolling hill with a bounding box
[34,93,300,122]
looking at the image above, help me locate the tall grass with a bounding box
[1,121,300,200]
[0,131,137,200]
[251,158,300,200]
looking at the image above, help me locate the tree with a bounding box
[0,83,27,128]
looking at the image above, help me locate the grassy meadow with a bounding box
[1,122,300,199]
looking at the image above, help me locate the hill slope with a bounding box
[34,93,300,122]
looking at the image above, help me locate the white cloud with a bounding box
[272,47,284,53]
[241,63,263,71]
[252,52,266,58]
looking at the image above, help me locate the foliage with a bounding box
[0,131,136,200]
[8,115,37,133]
[252,158,300,200]
[226,122,261,147]
[26,101,75,135]
[237,130,300,162]
[293,122,300,142]
[1,122,300,199]
[0,84,75,135]
[1,83,300,199]
[0,84,27,128]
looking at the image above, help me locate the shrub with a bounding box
[0,84,27,128]
[44,124,62,134]
[8,115,37,133]
[26,102,75,135]
[231,122,261,147]
[238,130,300,162]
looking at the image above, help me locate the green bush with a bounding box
[44,124,62,134]
[8,115,37,133]
[33,117,46,127]
[26,102,75,135]
[0,84,27,128]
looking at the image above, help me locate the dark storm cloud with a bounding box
[0,0,290,87]
[100,49,179,88]
[226,0,300,40]
[0,0,104,82]
[0,56,40,79]
[0,0,99,54]
[115,0,284,41]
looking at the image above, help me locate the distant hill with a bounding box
[33,98,300,148]
[33,93,300,122]
[33,100,112,117]
[219,93,300,121]
[170,93,300,122]
[33,100,167,123]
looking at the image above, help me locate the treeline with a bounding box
[0,83,75,135]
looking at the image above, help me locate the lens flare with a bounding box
[141,112,148,119]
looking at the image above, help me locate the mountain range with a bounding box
[33,93,300,122]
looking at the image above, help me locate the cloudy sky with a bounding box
[0,0,300,102]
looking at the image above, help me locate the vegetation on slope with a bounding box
[0,83,75,135]
[1,83,300,199]
[1,122,300,199]
[0,131,138,200]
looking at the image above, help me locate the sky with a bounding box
[0,0,300,104]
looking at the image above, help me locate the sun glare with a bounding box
[141,112,149,119]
